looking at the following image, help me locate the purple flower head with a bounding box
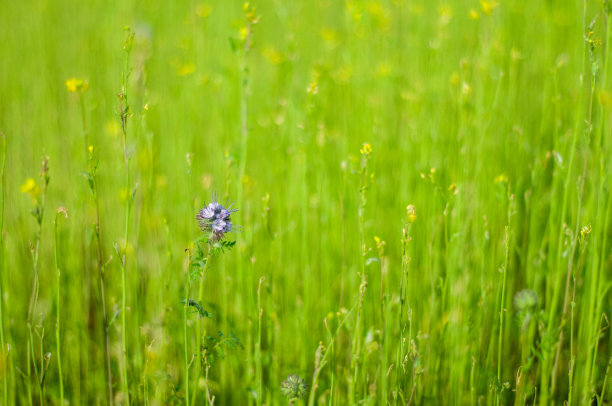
[196,195,238,241]
[212,219,226,232]
[218,208,230,220]
[200,205,216,220]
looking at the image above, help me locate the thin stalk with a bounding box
[54,209,66,405]
[192,245,213,406]
[237,10,256,211]
[26,158,48,406]
[78,91,88,162]
[90,162,114,406]
[256,276,264,406]
[496,226,510,406]
[0,132,8,405]
[184,249,192,406]
[350,146,371,403]
[118,29,134,405]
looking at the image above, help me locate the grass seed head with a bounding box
[280,374,307,401]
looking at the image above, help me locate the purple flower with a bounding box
[196,195,238,241]
[212,219,226,232]
[200,205,216,220]
[218,208,230,220]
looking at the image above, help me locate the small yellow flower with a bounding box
[438,4,453,25]
[243,2,258,23]
[494,174,508,184]
[469,9,480,20]
[406,205,417,223]
[480,0,499,16]
[306,81,319,95]
[239,27,248,41]
[581,225,592,237]
[88,145,94,154]
[20,178,39,202]
[360,143,373,156]
[65,78,89,93]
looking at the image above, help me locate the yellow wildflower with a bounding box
[20,178,39,202]
[494,174,508,184]
[65,78,89,93]
[360,143,373,156]
[581,225,592,237]
[480,0,499,16]
[239,27,248,41]
[406,205,417,223]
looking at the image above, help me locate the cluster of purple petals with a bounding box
[196,199,237,241]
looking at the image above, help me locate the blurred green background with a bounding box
[0,0,610,404]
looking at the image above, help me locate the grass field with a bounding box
[0,0,611,404]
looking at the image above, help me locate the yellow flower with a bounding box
[469,9,480,20]
[438,4,453,25]
[480,0,499,16]
[239,27,248,41]
[406,205,417,223]
[20,178,39,201]
[65,78,89,93]
[360,143,373,156]
[581,225,592,237]
[494,174,508,184]
[306,81,319,95]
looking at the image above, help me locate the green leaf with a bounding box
[180,299,214,318]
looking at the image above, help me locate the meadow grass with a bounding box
[0,0,611,404]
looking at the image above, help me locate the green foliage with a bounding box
[201,331,243,368]
[0,0,610,405]
[181,298,214,319]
